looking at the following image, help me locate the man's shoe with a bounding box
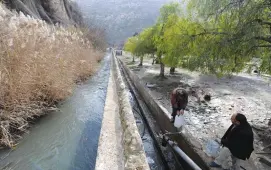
[209,161,221,168]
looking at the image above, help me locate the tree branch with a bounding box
[245,45,271,55]
[255,19,271,26]
[255,36,271,43]
[254,45,271,48]
[191,31,230,37]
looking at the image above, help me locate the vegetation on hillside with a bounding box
[124,0,271,77]
[0,3,104,147]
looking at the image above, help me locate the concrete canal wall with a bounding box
[95,53,149,170]
[118,58,210,170]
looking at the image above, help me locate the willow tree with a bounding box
[124,36,139,62]
[154,2,182,77]
[136,27,157,66]
[186,0,271,75]
[124,30,155,66]
[162,14,202,74]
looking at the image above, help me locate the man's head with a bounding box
[231,113,248,125]
[176,89,188,102]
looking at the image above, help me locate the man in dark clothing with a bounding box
[170,88,188,122]
[210,113,254,170]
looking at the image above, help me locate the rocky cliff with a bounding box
[4,0,83,25]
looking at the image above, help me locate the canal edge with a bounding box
[95,52,150,170]
[95,54,124,170]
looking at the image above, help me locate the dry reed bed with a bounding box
[0,4,103,147]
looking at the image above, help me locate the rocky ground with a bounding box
[120,53,271,169]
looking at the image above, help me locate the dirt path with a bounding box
[120,53,271,169]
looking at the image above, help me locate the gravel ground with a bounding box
[120,53,271,169]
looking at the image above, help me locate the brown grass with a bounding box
[0,4,104,147]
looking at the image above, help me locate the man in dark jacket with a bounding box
[210,113,254,170]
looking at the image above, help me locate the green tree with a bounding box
[134,27,156,66]
[124,36,139,62]
[124,30,154,66]
[154,2,182,77]
[126,1,271,76]
[162,15,201,74]
[186,0,271,75]
[125,2,184,76]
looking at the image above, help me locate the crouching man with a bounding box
[210,113,254,170]
[170,88,188,123]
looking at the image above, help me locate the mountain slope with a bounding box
[4,0,83,25]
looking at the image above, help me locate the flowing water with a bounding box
[0,54,111,170]
[129,92,166,170]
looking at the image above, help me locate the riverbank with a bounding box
[0,54,111,170]
[120,52,271,169]
[0,3,103,148]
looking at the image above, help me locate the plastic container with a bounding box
[174,115,185,128]
[205,140,220,158]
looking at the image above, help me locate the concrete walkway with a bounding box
[95,69,124,170]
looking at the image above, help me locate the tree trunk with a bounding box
[232,56,237,72]
[138,56,143,66]
[157,54,165,78]
[170,67,175,74]
[160,62,165,77]
[268,55,271,74]
[132,55,135,62]
[155,58,160,64]
[152,54,155,65]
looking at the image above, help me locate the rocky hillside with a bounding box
[4,0,83,25]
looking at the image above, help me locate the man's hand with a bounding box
[176,110,180,116]
[221,139,228,147]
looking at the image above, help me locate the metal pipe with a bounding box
[167,140,202,170]
[164,132,182,136]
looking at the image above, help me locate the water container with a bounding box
[174,115,185,128]
[205,140,220,158]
